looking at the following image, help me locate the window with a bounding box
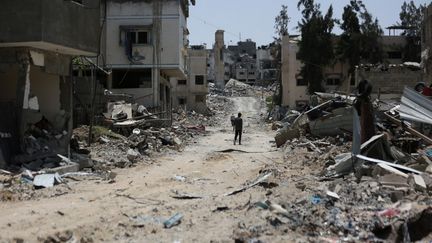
[239,72,245,75]
[124,30,151,45]
[178,79,187,85]
[179,97,187,105]
[195,75,204,85]
[195,95,206,103]
[296,78,307,86]
[387,51,402,59]
[326,78,341,86]
[137,32,148,44]
[112,69,152,89]
[248,72,255,75]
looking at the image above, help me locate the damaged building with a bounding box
[256,45,278,83]
[171,45,209,113]
[281,34,418,110]
[228,39,258,85]
[0,0,100,167]
[101,0,194,115]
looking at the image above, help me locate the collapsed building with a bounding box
[0,0,99,167]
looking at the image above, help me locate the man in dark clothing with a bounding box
[233,112,243,145]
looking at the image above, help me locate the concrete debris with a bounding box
[33,173,62,189]
[163,213,183,229]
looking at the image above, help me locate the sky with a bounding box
[188,0,430,47]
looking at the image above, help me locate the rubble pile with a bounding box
[251,87,432,241]
[15,117,70,171]
[224,79,255,97]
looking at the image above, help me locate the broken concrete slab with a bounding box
[44,162,79,175]
[33,173,62,188]
[126,149,140,162]
[408,174,427,191]
[71,153,94,169]
[275,127,300,148]
[328,153,353,175]
[378,173,409,188]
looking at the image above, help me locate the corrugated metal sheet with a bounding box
[399,87,432,125]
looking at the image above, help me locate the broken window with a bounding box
[195,75,204,85]
[112,69,152,89]
[248,72,255,75]
[195,95,206,103]
[326,78,341,86]
[178,79,187,85]
[296,78,307,86]
[239,72,245,75]
[179,97,187,105]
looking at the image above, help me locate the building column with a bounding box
[15,50,31,138]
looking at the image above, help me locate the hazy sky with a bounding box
[188,0,430,47]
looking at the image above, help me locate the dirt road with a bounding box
[0,96,290,242]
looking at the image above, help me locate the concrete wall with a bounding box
[171,47,208,112]
[281,35,407,109]
[214,30,225,89]
[29,66,61,124]
[356,66,423,100]
[281,36,307,108]
[105,0,184,69]
[0,64,19,102]
[0,0,99,56]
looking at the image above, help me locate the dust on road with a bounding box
[0,96,292,242]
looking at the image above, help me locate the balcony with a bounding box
[0,0,100,56]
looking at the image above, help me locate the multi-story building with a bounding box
[282,35,411,109]
[228,39,257,84]
[102,0,194,114]
[171,45,208,113]
[0,0,100,165]
[256,45,277,83]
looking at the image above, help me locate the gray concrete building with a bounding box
[0,0,100,166]
[101,0,194,115]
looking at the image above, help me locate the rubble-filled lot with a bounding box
[1,82,431,242]
[0,92,235,203]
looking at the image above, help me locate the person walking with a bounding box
[233,112,243,145]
